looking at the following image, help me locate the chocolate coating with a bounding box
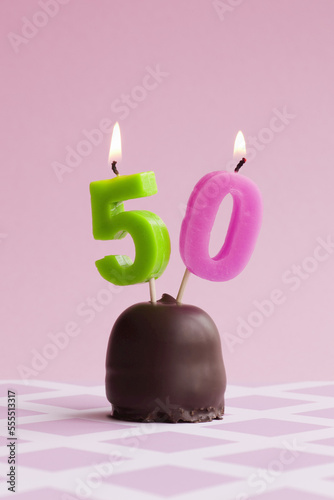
[106,294,226,423]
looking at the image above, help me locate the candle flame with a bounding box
[108,122,122,163]
[233,130,246,158]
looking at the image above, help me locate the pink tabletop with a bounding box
[1,380,334,499]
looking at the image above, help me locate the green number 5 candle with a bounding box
[90,124,170,287]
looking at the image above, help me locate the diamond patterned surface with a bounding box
[105,431,234,453]
[298,407,334,419]
[105,465,236,496]
[206,418,327,436]
[16,447,129,471]
[0,380,334,500]
[210,447,334,469]
[227,395,307,410]
[0,384,56,395]
[19,417,131,436]
[256,489,332,500]
[32,394,108,410]
[313,437,334,447]
[0,489,77,500]
[287,384,334,397]
[17,408,43,417]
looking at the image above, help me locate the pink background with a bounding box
[1,0,333,385]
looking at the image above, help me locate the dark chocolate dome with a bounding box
[106,294,226,423]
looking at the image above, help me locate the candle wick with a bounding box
[234,157,247,173]
[111,161,119,176]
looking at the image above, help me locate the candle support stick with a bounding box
[176,268,191,304]
[149,278,157,304]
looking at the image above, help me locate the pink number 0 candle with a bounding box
[179,171,262,281]
[177,131,262,303]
